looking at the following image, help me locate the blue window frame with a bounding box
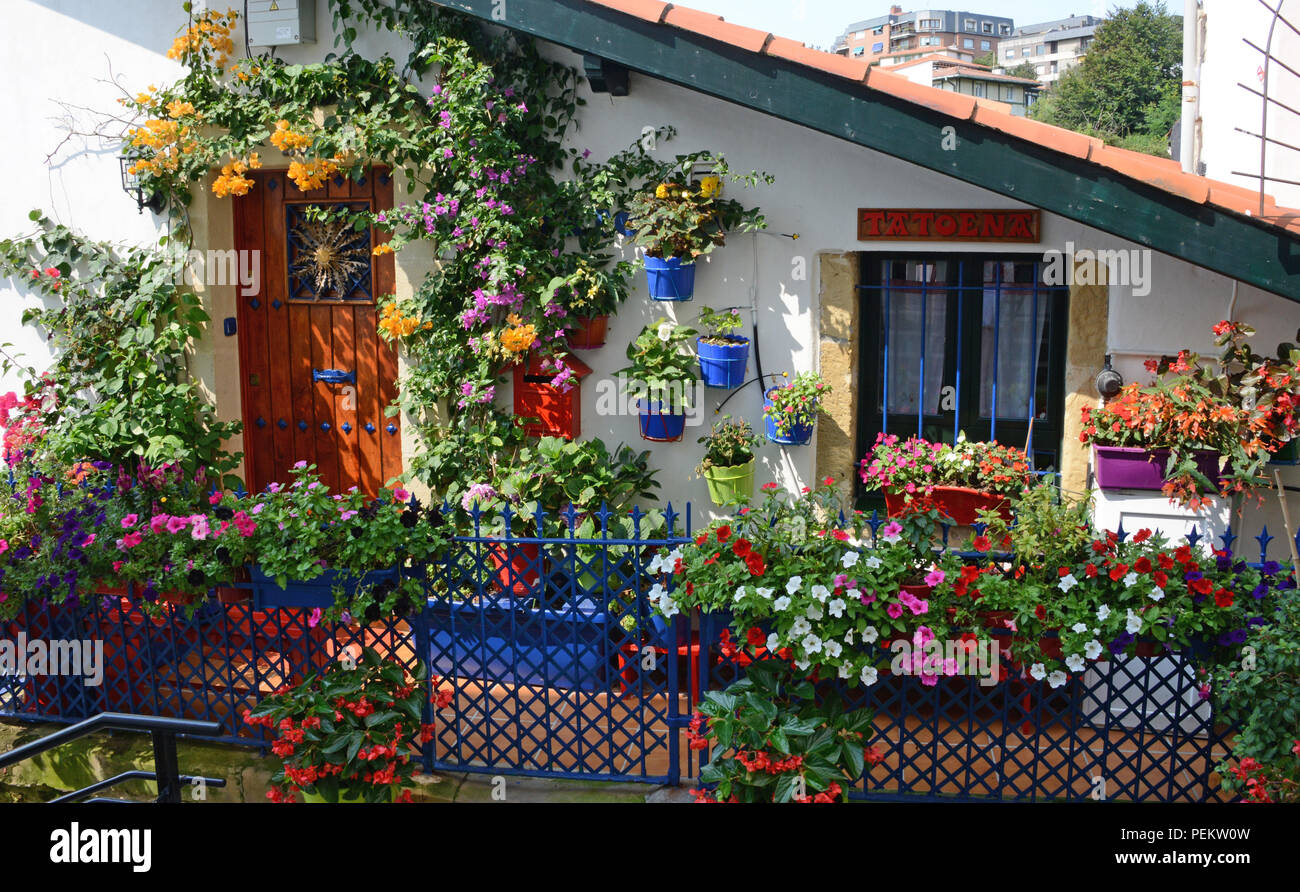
[855,253,1070,501]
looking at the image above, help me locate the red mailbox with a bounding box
[512,352,593,440]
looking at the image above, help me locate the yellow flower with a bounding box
[655,183,670,199]
[372,243,395,256]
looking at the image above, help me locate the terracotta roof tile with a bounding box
[592,0,671,23]
[864,66,977,119]
[662,5,772,53]
[764,36,871,82]
[577,0,1296,233]
[1092,144,1211,204]
[971,107,1094,160]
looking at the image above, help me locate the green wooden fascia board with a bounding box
[434,0,1300,302]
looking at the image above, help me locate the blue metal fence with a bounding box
[3,511,1288,801]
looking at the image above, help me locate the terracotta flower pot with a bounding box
[567,315,608,349]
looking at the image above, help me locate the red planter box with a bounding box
[567,315,608,349]
[885,485,1011,525]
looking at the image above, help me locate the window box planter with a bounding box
[1092,445,1222,492]
[697,335,749,389]
[484,540,543,598]
[638,399,688,442]
[763,389,814,445]
[427,597,612,691]
[644,256,695,301]
[702,458,756,506]
[884,486,1012,526]
[247,565,401,610]
[567,315,609,350]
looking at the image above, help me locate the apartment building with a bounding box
[833,6,1014,64]
[884,55,1042,115]
[997,14,1101,85]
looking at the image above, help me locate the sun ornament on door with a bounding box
[287,203,374,301]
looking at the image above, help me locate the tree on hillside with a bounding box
[1031,1,1183,156]
[973,50,998,67]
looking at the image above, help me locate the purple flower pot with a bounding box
[1092,446,1222,491]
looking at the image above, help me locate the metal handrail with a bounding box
[0,712,227,803]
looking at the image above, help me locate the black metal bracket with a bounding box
[583,54,629,96]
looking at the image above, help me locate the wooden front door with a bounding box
[232,168,401,496]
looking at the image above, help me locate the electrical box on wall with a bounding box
[246,0,316,47]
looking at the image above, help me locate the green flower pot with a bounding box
[703,459,757,506]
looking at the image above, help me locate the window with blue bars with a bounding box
[855,253,1070,503]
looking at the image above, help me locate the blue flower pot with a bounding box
[644,256,695,301]
[637,400,688,442]
[763,392,814,446]
[248,565,401,609]
[697,336,750,389]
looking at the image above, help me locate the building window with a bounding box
[853,46,865,55]
[964,38,974,48]
[964,19,976,31]
[982,22,993,33]
[920,18,941,30]
[873,42,884,53]
[1023,48,1031,56]
[1035,44,1045,55]
[981,40,991,50]
[1000,23,1011,35]
[855,255,1070,491]
[972,82,985,97]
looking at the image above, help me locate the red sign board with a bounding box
[857,209,1041,243]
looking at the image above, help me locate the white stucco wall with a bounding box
[3,0,1299,552]
[0,1,179,392]
[1197,0,1300,208]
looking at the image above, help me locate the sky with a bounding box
[683,1,1145,49]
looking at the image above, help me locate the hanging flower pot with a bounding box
[567,315,609,349]
[1092,445,1223,492]
[484,540,542,598]
[638,399,688,442]
[764,389,814,445]
[703,459,756,506]
[884,486,1012,525]
[697,335,749,389]
[644,256,695,301]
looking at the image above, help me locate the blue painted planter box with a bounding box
[248,565,401,609]
[644,256,695,301]
[428,597,612,691]
[697,336,749,389]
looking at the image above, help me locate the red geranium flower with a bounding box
[732,538,752,557]
[716,525,732,543]
[973,535,991,552]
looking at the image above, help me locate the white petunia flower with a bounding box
[790,617,812,637]
[1123,572,1138,588]
[862,626,879,644]
[648,582,666,601]
[806,603,824,621]
[774,596,792,612]
[1065,653,1085,673]
[844,629,856,645]
[811,584,831,603]
[1071,622,1088,634]
[865,555,882,569]
[1149,586,1164,602]
[838,663,853,679]
[860,665,879,686]
[1047,670,1068,689]
[1029,662,1047,681]
[1058,574,1078,593]
[795,659,810,672]
[756,587,774,599]
[1096,604,1111,622]
[1084,639,1103,660]
[842,551,860,569]
[801,634,823,654]
[766,633,781,652]
[828,598,846,618]
[824,640,843,658]
[786,576,803,595]
[847,588,861,601]
[1126,609,1142,635]
[656,321,675,342]
[733,585,748,603]
[657,593,679,619]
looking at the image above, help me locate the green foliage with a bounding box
[974,477,1094,569]
[1030,1,1182,156]
[618,319,700,404]
[692,658,876,803]
[696,306,746,342]
[0,214,241,484]
[247,647,431,803]
[762,371,831,438]
[1004,61,1039,81]
[1213,590,1300,802]
[697,416,763,474]
[624,157,770,259]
